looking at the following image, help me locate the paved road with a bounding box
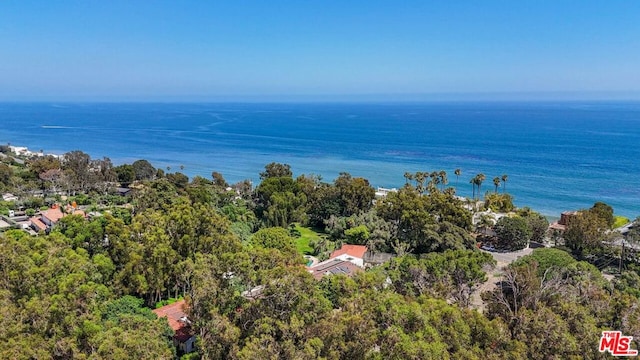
[482,247,534,267]
[0,219,11,229]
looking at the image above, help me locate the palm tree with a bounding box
[415,172,426,194]
[403,172,413,185]
[501,174,508,193]
[439,170,448,191]
[429,171,440,191]
[476,213,495,234]
[454,168,461,187]
[470,177,476,200]
[493,177,501,193]
[476,173,486,199]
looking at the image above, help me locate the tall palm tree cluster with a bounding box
[402,169,508,200]
[403,170,449,194]
[470,173,508,199]
[470,173,485,200]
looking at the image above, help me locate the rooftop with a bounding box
[41,207,64,223]
[152,300,193,342]
[30,217,47,232]
[330,244,368,260]
[308,259,362,280]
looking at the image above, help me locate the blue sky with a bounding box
[1,1,640,101]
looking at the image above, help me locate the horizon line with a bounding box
[2,91,640,103]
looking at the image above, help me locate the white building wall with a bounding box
[333,254,364,268]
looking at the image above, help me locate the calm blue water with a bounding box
[1,102,639,218]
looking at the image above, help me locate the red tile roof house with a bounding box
[30,217,47,233]
[152,300,196,355]
[40,206,64,228]
[28,206,65,233]
[329,244,368,268]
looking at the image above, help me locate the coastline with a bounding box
[1,102,639,219]
[2,140,635,222]
[6,145,62,159]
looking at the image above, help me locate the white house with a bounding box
[329,244,368,268]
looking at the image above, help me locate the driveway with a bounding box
[0,219,11,229]
[483,247,534,268]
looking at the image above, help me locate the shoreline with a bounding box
[2,99,638,219]
[2,141,632,222]
[4,144,63,159]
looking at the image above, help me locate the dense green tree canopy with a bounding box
[0,163,13,185]
[512,248,577,276]
[63,150,92,192]
[1,158,639,359]
[590,201,615,228]
[334,172,375,216]
[376,187,474,254]
[385,250,495,306]
[494,216,531,251]
[516,208,549,244]
[250,227,299,258]
[484,193,515,213]
[564,210,609,257]
[115,164,135,185]
[260,162,293,180]
[132,159,156,181]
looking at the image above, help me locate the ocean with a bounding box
[1,102,639,218]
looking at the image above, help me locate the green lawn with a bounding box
[293,224,322,255]
[613,215,630,229]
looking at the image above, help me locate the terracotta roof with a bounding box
[152,300,193,342]
[152,300,188,332]
[42,207,64,223]
[308,259,362,280]
[330,244,368,260]
[30,217,47,231]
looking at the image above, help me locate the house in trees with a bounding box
[30,217,47,233]
[40,205,65,227]
[308,259,362,280]
[547,211,578,245]
[307,244,368,280]
[30,205,65,232]
[329,244,368,267]
[374,187,398,198]
[152,300,196,355]
[29,204,86,233]
[548,211,578,233]
[549,211,578,232]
